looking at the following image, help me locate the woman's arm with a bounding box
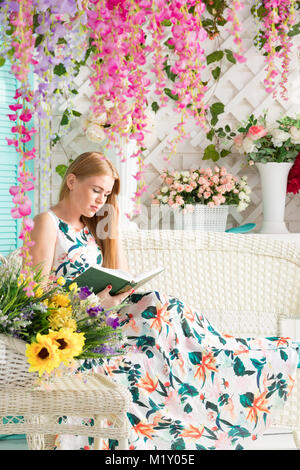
[25,213,57,284]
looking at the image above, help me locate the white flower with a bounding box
[289,126,300,144]
[270,129,290,147]
[237,201,248,212]
[161,195,169,203]
[182,171,190,178]
[85,123,106,143]
[242,137,256,153]
[173,171,181,180]
[160,186,169,193]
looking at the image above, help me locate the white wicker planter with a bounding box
[174,204,229,231]
[0,334,38,389]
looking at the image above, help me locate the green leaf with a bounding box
[280,349,288,362]
[206,50,224,65]
[240,392,254,408]
[55,164,68,179]
[205,401,218,413]
[72,110,82,117]
[225,49,237,64]
[151,101,160,113]
[60,113,69,126]
[220,149,231,158]
[203,144,220,162]
[162,19,172,26]
[54,63,67,76]
[164,88,179,100]
[35,34,44,47]
[188,352,203,366]
[0,57,5,67]
[210,102,225,116]
[206,129,215,141]
[212,66,221,80]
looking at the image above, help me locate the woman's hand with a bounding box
[97,284,134,309]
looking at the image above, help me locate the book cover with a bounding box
[66,265,164,296]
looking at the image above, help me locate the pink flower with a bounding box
[185,184,193,192]
[19,109,33,123]
[233,134,244,147]
[9,104,23,112]
[204,191,211,199]
[247,125,267,140]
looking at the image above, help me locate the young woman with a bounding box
[29,152,298,450]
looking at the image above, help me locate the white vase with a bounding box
[256,162,293,234]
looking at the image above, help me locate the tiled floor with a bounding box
[0,428,297,450]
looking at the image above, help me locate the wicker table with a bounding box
[0,373,132,450]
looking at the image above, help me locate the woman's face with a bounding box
[67,173,115,217]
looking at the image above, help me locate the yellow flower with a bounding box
[48,328,85,365]
[50,293,71,308]
[56,276,66,286]
[48,306,74,331]
[68,282,78,293]
[25,333,61,377]
[34,286,44,298]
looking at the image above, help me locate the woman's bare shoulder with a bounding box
[31,212,57,235]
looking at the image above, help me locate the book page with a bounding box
[134,266,164,283]
[93,265,132,282]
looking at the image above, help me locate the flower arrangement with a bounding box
[151,166,251,212]
[234,113,300,164]
[0,260,126,379]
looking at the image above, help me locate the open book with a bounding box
[67,265,165,296]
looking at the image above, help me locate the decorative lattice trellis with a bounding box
[36,1,300,231]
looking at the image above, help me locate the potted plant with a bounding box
[234,114,300,233]
[151,166,251,231]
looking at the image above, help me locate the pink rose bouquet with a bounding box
[151,167,251,213]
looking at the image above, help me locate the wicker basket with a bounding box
[174,204,229,231]
[0,334,39,389]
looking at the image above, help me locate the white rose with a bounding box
[183,177,188,182]
[160,186,169,193]
[242,137,256,153]
[237,201,248,212]
[173,171,181,180]
[289,126,300,144]
[182,171,190,178]
[271,129,290,147]
[85,123,106,143]
[161,195,169,203]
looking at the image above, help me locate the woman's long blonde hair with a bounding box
[59,152,120,269]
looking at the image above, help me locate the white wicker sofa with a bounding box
[122,229,300,447]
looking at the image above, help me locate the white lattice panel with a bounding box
[38,1,300,231]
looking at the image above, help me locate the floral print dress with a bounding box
[48,211,299,450]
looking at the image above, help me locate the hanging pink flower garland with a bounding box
[255,0,297,99]
[6,0,38,296]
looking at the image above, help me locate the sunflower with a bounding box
[25,333,61,377]
[48,328,85,365]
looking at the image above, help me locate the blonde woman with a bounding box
[29,152,299,450]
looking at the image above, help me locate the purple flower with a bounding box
[78,286,92,300]
[93,345,117,355]
[87,305,103,317]
[106,317,120,330]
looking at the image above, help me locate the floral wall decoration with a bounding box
[0,0,299,296]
